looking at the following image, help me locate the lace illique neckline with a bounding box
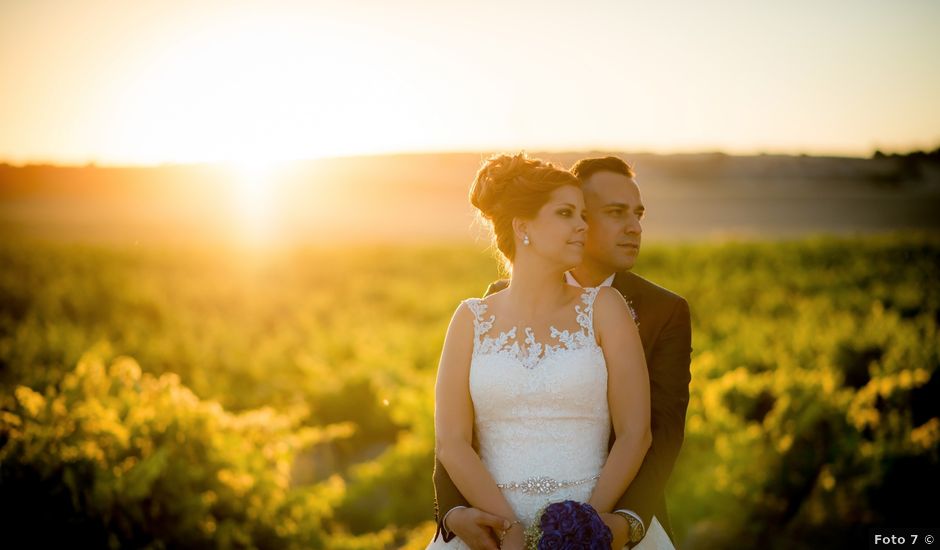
[465,287,601,369]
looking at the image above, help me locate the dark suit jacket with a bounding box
[432,271,692,546]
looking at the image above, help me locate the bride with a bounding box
[428,154,664,549]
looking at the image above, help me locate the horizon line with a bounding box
[3,144,939,169]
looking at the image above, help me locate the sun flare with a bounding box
[229,158,283,247]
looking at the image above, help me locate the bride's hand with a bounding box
[497,522,525,550]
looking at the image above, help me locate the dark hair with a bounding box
[470,153,580,268]
[570,156,635,181]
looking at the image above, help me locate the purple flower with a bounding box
[533,500,612,550]
[540,533,564,549]
[558,513,578,534]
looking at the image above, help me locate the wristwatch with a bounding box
[611,511,646,544]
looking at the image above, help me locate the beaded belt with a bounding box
[497,474,601,495]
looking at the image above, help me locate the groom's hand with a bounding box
[599,513,629,549]
[446,507,509,550]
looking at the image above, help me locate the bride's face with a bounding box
[518,185,588,269]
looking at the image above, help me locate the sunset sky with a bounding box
[1,0,939,165]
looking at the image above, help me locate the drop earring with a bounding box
[523,234,530,246]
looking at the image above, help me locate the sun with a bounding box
[228,158,283,247]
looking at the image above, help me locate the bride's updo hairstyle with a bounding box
[470,153,580,270]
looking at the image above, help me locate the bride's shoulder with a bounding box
[591,286,633,323]
[443,301,478,344]
[453,290,501,321]
[468,288,507,310]
[595,285,627,302]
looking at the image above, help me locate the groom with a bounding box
[432,156,693,549]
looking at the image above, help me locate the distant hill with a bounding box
[1,151,939,245]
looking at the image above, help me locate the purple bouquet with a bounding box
[523,500,613,549]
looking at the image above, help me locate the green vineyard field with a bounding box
[1,234,937,549]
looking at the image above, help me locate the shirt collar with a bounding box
[565,271,615,288]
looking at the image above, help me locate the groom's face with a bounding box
[581,171,644,272]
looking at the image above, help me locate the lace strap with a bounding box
[575,287,602,340]
[463,298,495,344]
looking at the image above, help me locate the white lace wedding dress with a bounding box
[427,287,674,549]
